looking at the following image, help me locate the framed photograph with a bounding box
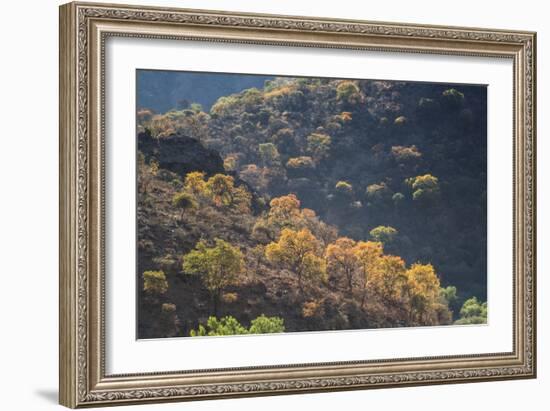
[59,2,537,408]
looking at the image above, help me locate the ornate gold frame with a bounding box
[59,1,537,408]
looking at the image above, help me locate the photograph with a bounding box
[136,70,488,339]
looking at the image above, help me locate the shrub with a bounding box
[143,270,168,295]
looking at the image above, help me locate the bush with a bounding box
[143,270,168,295]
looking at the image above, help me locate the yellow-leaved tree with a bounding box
[265,228,326,295]
[369,255,407,305]
[404,263,442,324]
[353,241,384,308]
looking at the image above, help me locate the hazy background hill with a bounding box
[137,69,273,113]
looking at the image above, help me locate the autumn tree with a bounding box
[326,237,359,296]
[182,239,244,316]
[183,171,207,197]
[369,255,407,304]
[353,241,384,308]
[404,263,442,324]
[265,228,326,295]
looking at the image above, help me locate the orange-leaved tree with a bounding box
[326,237,359,297]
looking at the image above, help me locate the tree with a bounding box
[172,191,197,218]
[182,239,244,316]
[286,156,315,177]
[326,237,359,296]
[369,255,407,304]
[353,241,384,308]
[183,171,207,196]
[258,142,280,166]
[190,316,248,336]
[189,315,285,336]
[406,174,440,204]
[204,174,252,212]
[143,270,168,296]
[336,81,361,104]
[369,226,398,244]
[404,263,441,323]
[307,133,331,162]
[454,297,487,325]
[249,315,285,334]
[265,228,326,295]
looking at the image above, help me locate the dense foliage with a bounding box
[136,75,487,338]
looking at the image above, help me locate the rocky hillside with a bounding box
[137,76,487,338]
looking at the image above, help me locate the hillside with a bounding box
[137,76,487,338]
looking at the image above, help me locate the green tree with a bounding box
[189,315,285,336]
[265,228,326,295]
[182,239,244,316]
[249,315,285,334]
[455,297,487,325]
[369,226,398,244]
[190,316,248,336]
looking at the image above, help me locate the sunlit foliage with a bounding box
[189,315,285,336]
[454,297,487,325]
[143,270,168,295]
[369,226,398,244]
[265,228,327,294]
[182,239,244,315]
